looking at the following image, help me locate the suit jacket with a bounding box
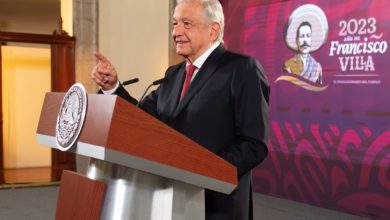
[114,45,270,220]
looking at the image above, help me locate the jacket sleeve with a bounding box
[217,57,270,177]
[110,85,139,105]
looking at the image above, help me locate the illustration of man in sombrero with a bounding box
[284,4,328,85]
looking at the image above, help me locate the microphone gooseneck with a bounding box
[136,77,167,107]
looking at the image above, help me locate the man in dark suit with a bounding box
[91,0,269,219]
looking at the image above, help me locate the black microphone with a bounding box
[122,78,139,86]
[152,77,168,85]
[136,77,167,107]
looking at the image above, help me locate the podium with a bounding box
[36,92,237,220]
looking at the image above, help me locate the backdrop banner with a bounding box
[224,0,390,219]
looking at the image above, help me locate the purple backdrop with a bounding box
[223,0,390,219]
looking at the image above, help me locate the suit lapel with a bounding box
[172,45,226,119]
[163,63,186,121]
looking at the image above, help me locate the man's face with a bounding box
[172,2,217,62]
[297,25,312,55]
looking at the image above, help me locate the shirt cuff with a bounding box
[101,81,120,95]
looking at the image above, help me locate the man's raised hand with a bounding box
[91,52,119,90]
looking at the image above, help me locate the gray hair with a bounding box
[176,0,225,42]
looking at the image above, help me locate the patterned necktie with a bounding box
[180,64,196,100]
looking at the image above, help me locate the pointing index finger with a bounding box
[94,51,110,64]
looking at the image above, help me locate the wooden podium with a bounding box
[36,93,237,220]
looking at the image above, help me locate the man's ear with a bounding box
[210,22,221,42]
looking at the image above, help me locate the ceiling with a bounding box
[0,0,60,34]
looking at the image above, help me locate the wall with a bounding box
[0,0,60,169]
[2,45,51,168]
[99,0,170,99]
[0,0,59,34]
[61,0,73,36]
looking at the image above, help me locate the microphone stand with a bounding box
[136,77,167,107]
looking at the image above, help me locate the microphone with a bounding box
[136,77,167,107]
[152,77,168,85]
[122,78,139,86]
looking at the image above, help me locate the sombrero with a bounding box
[285,4,328,52]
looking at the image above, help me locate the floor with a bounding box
[253,193,369,220]
[0,185,58,220]
[0,167,370,219]
[0,184,370,220]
